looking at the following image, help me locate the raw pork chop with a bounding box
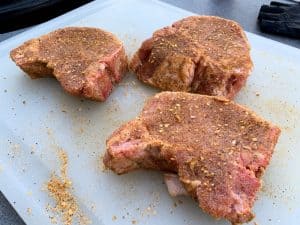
[130,16,253,99]
[104,92,280,224]
[10,27,127,101]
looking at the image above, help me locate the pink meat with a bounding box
[104,92,281,224]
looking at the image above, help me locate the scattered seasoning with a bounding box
[243,145,251,150]
[189,160,197,170]
[46,150,90,225]
[27,208,32,215]
[22,100,26,105]
[49,215,58,224]
[90,204,96,212]
[178,199,183,204]
[131,220,137,224]
[231,140,237,146]
[214,129,220,134]
[112,215,117,221]
[46,151,77,225]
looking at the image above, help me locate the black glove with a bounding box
[258,1,300,38]
[0,0,93,33]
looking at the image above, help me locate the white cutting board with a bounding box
[0,0,299,225]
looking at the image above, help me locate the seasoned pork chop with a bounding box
[130,16,253,99]
[104,92,280,224]
[10,27,127,101]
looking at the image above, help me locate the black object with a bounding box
[0,0,93,33]
[258,1,300,38]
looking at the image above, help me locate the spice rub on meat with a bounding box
[10,27,127,101]
[104,92,280,224]
[130,16,253,99]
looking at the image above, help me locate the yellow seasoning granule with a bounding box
[46,150,90,225]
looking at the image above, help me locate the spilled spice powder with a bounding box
[46,150,90,225]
